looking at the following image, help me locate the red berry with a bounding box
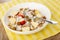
[20,20,26,25]
[16,12,25,18]
[18,13,25,18]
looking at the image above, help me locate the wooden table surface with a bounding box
[0,20,60,40]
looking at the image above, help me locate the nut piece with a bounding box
[42,16,46,19]
[8,16,12,18]
[17,22,20,25]
[8,23,16,30]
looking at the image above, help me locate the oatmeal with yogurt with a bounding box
[8,8,46,32]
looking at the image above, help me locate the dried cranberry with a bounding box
[15,12,24,18]
[18,13,25,18]
[20,20,26,25]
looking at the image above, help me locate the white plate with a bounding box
[2,2,51,34]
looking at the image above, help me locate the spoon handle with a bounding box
[45,20,58,24]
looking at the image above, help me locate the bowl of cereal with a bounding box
[2,2,51,34]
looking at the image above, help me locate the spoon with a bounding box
[45,20,58,24]
[33,16,58,24]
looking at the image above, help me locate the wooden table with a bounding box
[0,20,60,40]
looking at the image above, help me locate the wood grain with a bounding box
[0,20,60,40]
[0,20,9,40]
[44,33,60,40]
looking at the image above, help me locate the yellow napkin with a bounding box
[0,0,60,40]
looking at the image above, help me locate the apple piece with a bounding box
[31,22,39,28]
[9,17,16,24]
[17,17,22,22]
[22,27,30,32]
[35,10,42,18]
[16,25,22,31]
[18,13,24,18]
[26,12,33,18]
[17,17,26,25]
[30,25,34,30]
[17,20,26,25]
[36,14,42,18]
[16,12,24,18]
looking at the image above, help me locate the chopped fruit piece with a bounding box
[34,18,40,22]
[30,25,34,30]
[22,27,30,32]
[26,11,33,18]
[36,14,42,18]
[35,10,42,18]
[35,10,39,14]
[17,17,22,22]
[16,13,24,18]
[18,13,24,18]
[19,18,24,22]
[31,22,39,28]
[20,20,26,25]
[16,25,22,31]
[9,17,16,24]
[23,21,30,27]
[17,19,26,25]
[16,12,24,18]
[11,27,16,30]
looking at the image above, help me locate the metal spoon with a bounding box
[33,16,58,24]
[45,20,58,24]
